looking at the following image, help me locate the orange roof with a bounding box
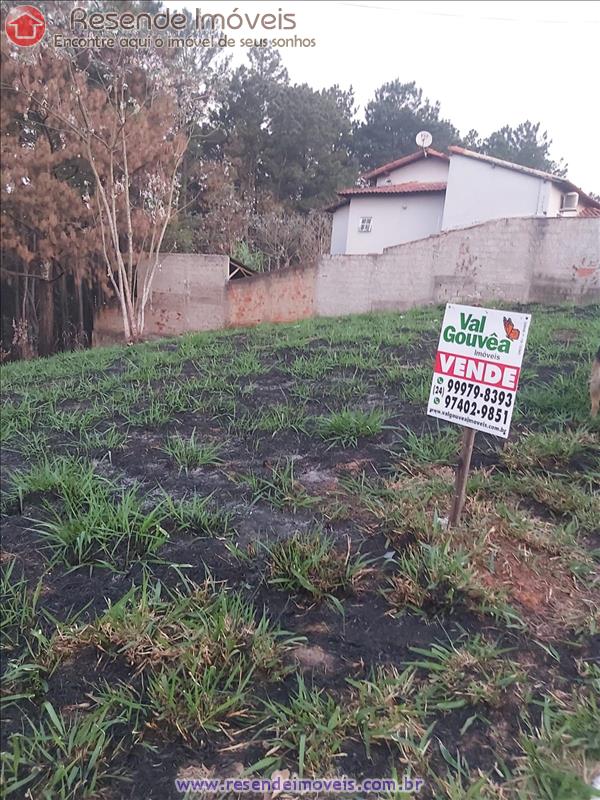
[325,182,446,212]
[338,182,447,197]
[579,206,600,218]
[361,148,449,180]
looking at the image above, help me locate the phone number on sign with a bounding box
[442,378,513,424]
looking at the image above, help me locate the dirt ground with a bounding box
[1,303,599,799]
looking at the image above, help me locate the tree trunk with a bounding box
[77,278,85,344]
[60,271,68,349]
[37,267,55,356]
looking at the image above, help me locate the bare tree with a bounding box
[249,209,332,271]
[8,41,189,342]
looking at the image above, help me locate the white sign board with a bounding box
[427,303,531,438]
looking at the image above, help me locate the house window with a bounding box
[358,216,373,233]
[560,192,579,212]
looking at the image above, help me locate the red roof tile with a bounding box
[579,206,600,217]
[325,182,446,212]
[362,148,449,180]
[338,182,447,197]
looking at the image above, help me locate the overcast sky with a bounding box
[178,0,600,192]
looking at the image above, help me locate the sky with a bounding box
[175,0,600,192]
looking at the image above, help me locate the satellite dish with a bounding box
[416,130,433,149]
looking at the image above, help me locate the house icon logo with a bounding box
[5,5,46,47]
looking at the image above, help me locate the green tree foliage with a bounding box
[476,121,567,176]
[212,48,358,210]
[353,80,460,171]
[212,47,290,209]
[352,81,566,179]
[264,83,357,210]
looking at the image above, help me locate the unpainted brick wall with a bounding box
[226,264,317,328]
[92,219,599,345]
[315,217,599,315]
[93,254,229,345]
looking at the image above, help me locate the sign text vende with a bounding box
[435,351,520,390]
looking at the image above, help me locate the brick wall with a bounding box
[226,264,317,328]
[316,217,599,316]
[92,219,599,345]
[93,254,229,345]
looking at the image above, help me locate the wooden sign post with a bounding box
[427,303,531,527]
[448,427,476,527]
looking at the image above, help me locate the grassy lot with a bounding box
[1,303,599,799]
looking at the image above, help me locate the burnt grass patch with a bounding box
[1,304,599,799]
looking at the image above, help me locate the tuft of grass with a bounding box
[515,689,600,800]
[0,559,42,654]
[225,351,264,377]
[385,541,473,613]
[122,395,175,427]
[315,407,385,448]
[517,369,591,424]
[239,458,317,511]
[8,455,101,510]
[162,429,224,473]
[147,659,251,739]
[265,531,369,602]
[287,353,332,380]
[400,365,432,405]
[501,429,597,472]
[58,578,295,679]
[385,540,523,628]
[33,480,169,567]
[347,665,429,763]
[262,675,352,775]
[252,403,307,435]
[396,426,460,465]
[162,492,234,538]
[230,403,307,436]
[408,635,521,711]
[494,472,600,534]
[78,425,130,453]
[0,702,127,799]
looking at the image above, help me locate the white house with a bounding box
[327,145,600,255]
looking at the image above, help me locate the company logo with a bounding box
[442,312,512,354]
[5,5,46,47]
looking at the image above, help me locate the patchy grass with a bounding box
[238,458,318,511]
[162,429,224,472]
[264,530,369,602]
[1,303,599,797]
[501,429,595,470]
[315,407,386,447]
[1,702,128,799]
[408,635,522,711]
[34,480,169,568]
[261,675,352,774]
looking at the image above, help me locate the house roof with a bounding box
[448,146,600,209]
[325,182,447,212]
[579,206,600,218]
[339,182,447,197]
[326,145,600,214]
[361,148,449,180]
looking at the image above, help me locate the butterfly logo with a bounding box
[503,317,520,341]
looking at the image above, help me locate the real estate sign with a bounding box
[427,303,531,438]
